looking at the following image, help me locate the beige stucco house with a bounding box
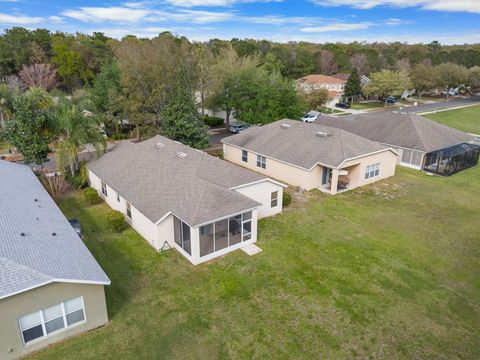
[87,135,285,265]
[296,74,346,107]
[222,119,398,194]
[0,160,110,360]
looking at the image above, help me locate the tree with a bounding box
[317,49,338,75]
[350,54,369,75]
[195,45,214,116]
[344,69,362,102]
[434,63,469,95]
[364,70,413,104]
[53,98,106,177]
[410,63,437,99]
[161,68,208,149]
[468,66,480,92]
[90,61,121,114]
[1,95,51,164]
[18,63,57,90]
[301,88,329,111]
[0,84,14,128]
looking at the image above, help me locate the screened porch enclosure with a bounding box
[423,142,480,176]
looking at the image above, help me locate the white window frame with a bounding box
[126,202,132,219]
[256,154,266,169]
[101,181,107,196]
[365,163,380,180]
[271,191,278,208]
[18,297,86,346]
[242,150,248,163]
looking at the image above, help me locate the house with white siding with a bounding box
[87,135,285,265]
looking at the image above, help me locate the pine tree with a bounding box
[344,68,362,102]
[161,68,208,149]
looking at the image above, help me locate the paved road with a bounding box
[382,96,480,114]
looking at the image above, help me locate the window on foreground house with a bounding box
[256,155,266,169]
[126,202,132,219]
[199,211,252,257]
[271,191,278,208]
[365,163,380,180]
[242,150,248,163]
[174,217,191,255]
[101,181,107,196]
[18,297,85,345]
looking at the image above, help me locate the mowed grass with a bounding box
[425,105,480,134]
[30,166,480,360]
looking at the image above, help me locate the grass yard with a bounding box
[424,105,480,134]
[30,166,480,360]
[350,101,386,110]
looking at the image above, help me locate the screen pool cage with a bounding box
[423,142,480,176]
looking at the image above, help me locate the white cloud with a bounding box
[301,22,371,32]
[62,6,150,23]
[0,12,43,25]
[163,0,282,7]
[311,0,480,14]
[384,18,413,26]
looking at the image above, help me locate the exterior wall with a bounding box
[88,170,159,246]
[340,150,398,192]
[389,146,425,170]
[0,282,108,360]
[223,144,322,191]
[156,214,175,250]
[233,181,284,218]
[297,82,345,93]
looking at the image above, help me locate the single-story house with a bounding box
[222,119,398,194]
[0,160,110,360]
[87,135,285,265]
[296,74,346,107]
[314,112,480,176]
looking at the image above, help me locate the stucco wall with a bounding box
[223,144,322,190]
[0,282,108,360]
[233,181,284,218]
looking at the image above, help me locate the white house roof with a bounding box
[0,160,110,300]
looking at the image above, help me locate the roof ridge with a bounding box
[0,255,53,281]
[408,114,429,151]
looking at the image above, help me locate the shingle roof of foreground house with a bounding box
[222,119,392,169]
[87,135,269,227]
[314,112,473,153]
[0,160,110,300]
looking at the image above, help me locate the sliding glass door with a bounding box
[174,217,191,255]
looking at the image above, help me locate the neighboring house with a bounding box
[222,119,398,195]
[296,74,346,107]
[314,112,480,176]
[360,75,370,87]
[87,135,285,265]
[331,73,350,81]
[0,160,110,360]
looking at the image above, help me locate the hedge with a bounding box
[83,187,101,205]
[105,210,126,233]
[203,115,224,127]
[282,191,292,207]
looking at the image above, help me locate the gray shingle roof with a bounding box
[0,160,110,300]
[222,119,391,169]
[87,135,265,226]
[314,112,473,153]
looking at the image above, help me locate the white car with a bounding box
[301,113,318,123]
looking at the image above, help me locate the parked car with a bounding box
[386,96,397,104]
[301,110,320,123]
[68,219,83,239]
[335,102,351,109]
[229,123,249,134]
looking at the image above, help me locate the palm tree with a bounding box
[54,98,106,177]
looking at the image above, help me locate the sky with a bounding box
[0,0,479,44]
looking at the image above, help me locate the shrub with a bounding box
[106,210,126,232]
[282,191,292,207]
[83,187,101,205]
[203,115,224,127]
[111,133,127,140]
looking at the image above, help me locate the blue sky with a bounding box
[0,0,479,44]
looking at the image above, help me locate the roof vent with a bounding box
[176,152,187,159]
[52,232,56,236]
[156,142,165,149]
[316,131,331,137]
[281,123,291,129]
[392,111,398,114]
[401,112,407,115]
[20,232,25,237]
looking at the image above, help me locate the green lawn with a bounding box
[30,166,480,359]
[424,105,480,134]
[350,101,386,110]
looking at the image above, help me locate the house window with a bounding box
[199,211,253,257]
[116,193,120,202]
[101,181,107,196]
[242,150,248,163]
[402,149,423,166]
[256,155,266,169]
[365,163,380,180]
[174,217,191,255]
[271,191,278,208]
[126,202,132,219]
[18,297,85,345]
